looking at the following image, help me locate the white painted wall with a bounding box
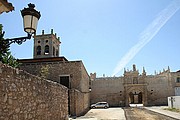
[168,96,180,109]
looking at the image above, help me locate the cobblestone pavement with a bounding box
[69,107,126,120]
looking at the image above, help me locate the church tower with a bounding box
[33,29,61,58]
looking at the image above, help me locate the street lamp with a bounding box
[3,3,41,45]
[21,3,41,35]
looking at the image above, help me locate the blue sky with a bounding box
[1,0,180,77]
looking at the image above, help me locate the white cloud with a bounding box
[112,0,180,76]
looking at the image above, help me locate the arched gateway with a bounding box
[129,89,142,104]
[124,86,148,106]
[124,65,148,106]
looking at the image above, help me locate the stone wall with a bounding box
[0,63,68,120]
[90,77,125,106]
[19,61,89,92]
[90,69,176,107]
[19,60,90,116]
[146,72,175,106]
[70,89,90,117]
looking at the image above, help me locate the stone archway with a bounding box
[125,86,147,106]
[128,89,142,104]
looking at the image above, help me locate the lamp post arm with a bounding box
[6,33,31,45]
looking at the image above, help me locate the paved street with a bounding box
[69,107,126,120]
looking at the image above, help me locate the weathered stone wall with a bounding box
[90,70,176,107]
[19,60,90,116]
[0,63,68,120]
[70,89,90,117]
[90,77,125,106]
[80,62,90,93]
[147,72,175,106]
[19,61,89,92]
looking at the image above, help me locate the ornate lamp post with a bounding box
[4,3,41,45]
[0,3,41,61]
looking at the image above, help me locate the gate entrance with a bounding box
[129,90,142,104]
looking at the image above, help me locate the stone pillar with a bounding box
[143,86,148,106]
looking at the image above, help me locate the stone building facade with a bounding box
[18,30,90,117]
[0,62,68,120]
[90,65,180,107]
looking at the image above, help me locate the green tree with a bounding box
[0,24,10,58]
[39,65,49,78]
[0,24,20,68]
[1,51,20,68]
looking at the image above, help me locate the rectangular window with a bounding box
[177,77,180,83]
[59,75,70,88]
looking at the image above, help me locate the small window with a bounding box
[56,50,59,56]
[37,46,41,55]
[53,47,55,56]
[38,40,40,43]
[59,76,70,88]
[46,40,48,43]
[45,45,49,55]
[177,77,180,83]
[133,77,138,84]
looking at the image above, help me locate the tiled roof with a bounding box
[18,57,69,63]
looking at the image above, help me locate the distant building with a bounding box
[19,29,90,117]
[90,65,180,107]
[0,0,14,14]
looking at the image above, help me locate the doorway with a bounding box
[129,91,143,104]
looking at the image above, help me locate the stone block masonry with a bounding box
[70,89,90,117]
[0,62,68,120]
[19,59,90,116]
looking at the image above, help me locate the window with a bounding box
[133,77,138,84]
[53,47,55,56]
[37,46,41,55]
[177,77,180,83]
[56,50,59,56]
[44,45,49,55]
[59,76,70,88]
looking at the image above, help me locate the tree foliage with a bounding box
[0,24,20,68]
[39,65,49,79]
[0,24,10,58]
[1,51,20,68]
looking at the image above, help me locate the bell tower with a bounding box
[33,29,61,58]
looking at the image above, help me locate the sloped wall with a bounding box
[0,63,68,120]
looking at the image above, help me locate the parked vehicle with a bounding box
[91,102,109,109]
